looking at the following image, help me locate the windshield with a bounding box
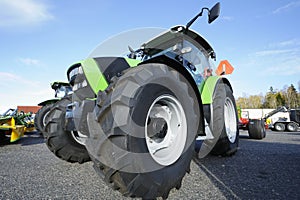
[88,27,166,58]
[141,27,216,81]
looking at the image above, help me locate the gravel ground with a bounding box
[0,130,299,199]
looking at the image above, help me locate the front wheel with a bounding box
[45,96,90,163]
[205,82,239,157]
[86,63,200,199]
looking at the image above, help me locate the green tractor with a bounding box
[45,2,239,199]
[35,81,72,137]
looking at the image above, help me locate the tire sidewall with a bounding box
[210,82,239,156]
[248,119,266,139]
[112,64,200,172]
[35,104,53,136]
[46,96,90,163]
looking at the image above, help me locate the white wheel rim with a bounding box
[71,131,87,145]
[42,110,51,126]
[145,95,187,166]
[276,124,284,131]
[287,123,294,131]
[224,97,237,143]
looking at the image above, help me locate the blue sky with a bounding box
[0,0,299,113]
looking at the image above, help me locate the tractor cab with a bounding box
[139,26,217,85]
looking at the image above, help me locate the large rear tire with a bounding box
[248,119,266,139]
[34,103,54,137]
[86,63,200,199]
[45,96,90,163]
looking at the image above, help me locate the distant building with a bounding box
[17,106,42,114]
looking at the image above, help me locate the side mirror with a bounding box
[208,2,220,24]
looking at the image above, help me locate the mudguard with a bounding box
[38,99,60,106]
[200,76,233,104]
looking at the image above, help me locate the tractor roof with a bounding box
[141,26,215,59]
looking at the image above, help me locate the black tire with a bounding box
[45,95,90,163]
[203,82,239,157]
[286,122,298,132]
[86,63,200,199]
[274,122,285,132]
[34,104,54,137]
[248,119,266,139]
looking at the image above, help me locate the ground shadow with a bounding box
[20,131,45,146]
[0,131,45,147]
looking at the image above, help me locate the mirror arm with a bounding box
[186,7,209,30]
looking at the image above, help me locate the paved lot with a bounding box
[0,130,299,199]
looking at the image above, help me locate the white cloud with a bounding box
[249,40,300,77]
[19,58,42,66]
[0,72,40,87]
[0,71,52,112]
[264,64,300,76]
[0,72,20,80]
[273,1,300,14]
[258,50,300,76]
[278,39,300,47]
[254,49,295,56]
[269,39,300,48]
[0,0,54,27]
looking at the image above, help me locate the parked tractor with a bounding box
[35,81,72,137]
[45,2,240,199]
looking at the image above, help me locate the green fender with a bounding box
[80,58,108,94]
[200,76,232,104]
[80,58,141,94]
[200,76,219,104]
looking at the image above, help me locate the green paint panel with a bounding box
[200,76,220,104]
[125,58,141,67]
[81,58,109,93]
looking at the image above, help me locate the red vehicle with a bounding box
[238,110,249,130]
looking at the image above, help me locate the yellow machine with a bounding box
[0,109,35,143]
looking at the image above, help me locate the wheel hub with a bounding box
[147,117,168,141]
[145,95,187,166]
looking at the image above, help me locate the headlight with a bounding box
[67,63,95,100]
[67,65,88,92]
[55,86,73,98]
[68,65,84,85]
[73,79,88,91]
